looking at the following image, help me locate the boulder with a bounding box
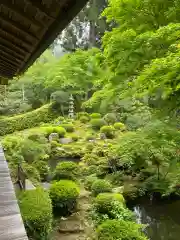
[49,132,59,142]
[59,138,73,144]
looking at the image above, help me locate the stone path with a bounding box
[53,188,91,240]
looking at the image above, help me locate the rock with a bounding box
[100,133,106,140]
[112,186,124,194]
[49,132,59,142]
[59,138,73,144]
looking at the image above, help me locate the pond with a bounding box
[133,199,180,240]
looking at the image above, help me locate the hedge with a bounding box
[49,180,80,216]
[0,104,57,136]
[18,188,53,240]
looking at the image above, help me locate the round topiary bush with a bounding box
[54,126,67,137]
[114,122,126,131]
[104,113,117,125]
[61,123,74,132]
[100,125,115,139]
[54,161,79,180]
[91,179,112,196]
[93,193,125,214]
[77,112,90,120]
[71,134,79,142]
[49,180,80,216]
[84,174,98,191]
[90,118,106,130]
[90,113,102,119]
[80,116,89,123]
[18,188,53,240]
[96,219,147,240]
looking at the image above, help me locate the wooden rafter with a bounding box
[0,0,43,28]
[0,27,33,49]
[0,49,22,64]
[0,54,20,68]
[0,43,25,61]
[26,0,55,19]
[0,35,30,55]
[0,15,39,42]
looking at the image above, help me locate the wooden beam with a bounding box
[0,35,30,56]
[0,49,22,64]
[26,0,55,19]
[0,55,19,68]
[0,27,33,50]
[0,15,39,42]
[1,1,43,28]
[0,43,25,61]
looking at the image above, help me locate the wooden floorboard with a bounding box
[0,145,28,240]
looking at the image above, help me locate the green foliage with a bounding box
[96,219,147,240]
[84,174,98,191]
[91,179,112,196]
[103,113,117,125]
[114,122,126,130]
[91,193,133,225]
[54,161,79,180]
[18,188,53,240]
[22,162,41,182]
[100,125,115,139]
[90,113,102,119]
[49,180,80,216]
[42,126,66,138]
[32,160,50,182]
[71,134,79,142]
[60,123,74,132]
[77,112,90,120]
[90,118,106,130]
[0,104,56,136]
[80,116,89,123]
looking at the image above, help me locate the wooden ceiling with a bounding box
[0,0,88,81]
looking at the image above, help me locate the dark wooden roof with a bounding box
[0,146,28,240]
[0,0,88,81]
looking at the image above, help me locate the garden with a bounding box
[1,0,180,239]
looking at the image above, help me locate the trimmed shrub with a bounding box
[55,126,67,137]
[54,161,79,180]
[96,219,147,240]
[80,116,89,123]
[100,125,115,139]
[18,188,53,240]
[94,193,125,213]
[49,180,80,216]
[90,113,101,119]
[77,112,90,120]
[84,174,98,190]
[22,162,41,182]
[114,122,126,131]
[0,104,57,136]
[42,126,66,138]
[86,134,96,141]
[91,193,133,225]
[33,160,50,181]
[90,118,106,130]
[71,134,79,142]
[91,179,112,196]
[104,113,117,125]
[61,123,74,132]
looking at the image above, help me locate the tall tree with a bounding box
[54,0,109,51]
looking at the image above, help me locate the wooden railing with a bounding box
[17,164,26,190]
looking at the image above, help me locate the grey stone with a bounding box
[100,133,106,140]
[49,132,59,142]
[59,138,73,144]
